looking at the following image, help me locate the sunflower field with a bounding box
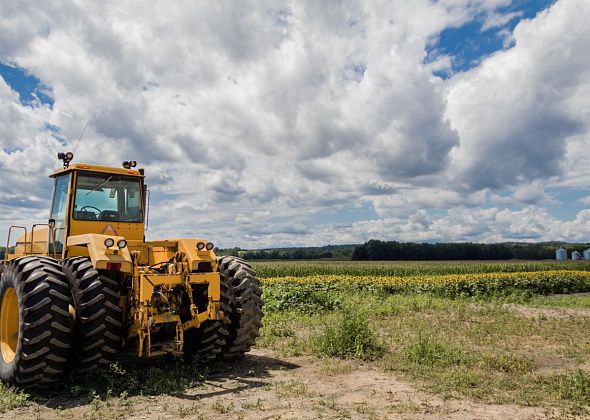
[256,260,590,312]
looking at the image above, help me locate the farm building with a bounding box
[556,248,567,260]
[572,250,582,260]
[584,248,590,260]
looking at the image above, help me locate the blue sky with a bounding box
[0,0,589,247]
[427,0,556,77]
[0,62,54,107]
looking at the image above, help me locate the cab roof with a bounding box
[49,163,144,178]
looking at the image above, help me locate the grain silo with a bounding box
[556,248,567,261]
[572,250,582,260]
[584,248,590,260]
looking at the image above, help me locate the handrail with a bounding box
[5,226,27,262]
[30,223,52,256]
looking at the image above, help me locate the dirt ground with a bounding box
[4,348,569,420]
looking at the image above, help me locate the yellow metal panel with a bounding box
[68,220,144,244]
[188,272,220,284]
[176,239,217,271]
[139,273,184,301]
[67,234,133,273]
[147,246,175,267]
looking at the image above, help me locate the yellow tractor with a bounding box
[0,153,263,388]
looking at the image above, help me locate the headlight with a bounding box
[206,242,214,251]
[196,242,205,250]
[104,238,115,247]
[117,239,127,249]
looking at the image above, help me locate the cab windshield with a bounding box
[74,173,143,222]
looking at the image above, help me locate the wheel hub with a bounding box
[0,287,19,364]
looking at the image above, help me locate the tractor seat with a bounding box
[100,210,120,221]
[75,211,98,220]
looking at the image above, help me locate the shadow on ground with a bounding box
[30,352,299,410]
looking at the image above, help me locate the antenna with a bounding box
[72,120,89,155]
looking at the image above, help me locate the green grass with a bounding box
[253,260,590,278]
[258,284,590,412]
[403,332,468,367]
[549,370,590,405]
[262,282,343,313]
[525,294,590,309]
[311,307,384,360]
[0,383,29,412]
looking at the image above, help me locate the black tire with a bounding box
[62,257,122,374]
[0,256,72,388]
[217,256,263,359]
[183,282,229,361]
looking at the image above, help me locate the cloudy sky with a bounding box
[1,0,589,248]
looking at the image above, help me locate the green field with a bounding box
[2,259,590,418]
[256,259,590,415]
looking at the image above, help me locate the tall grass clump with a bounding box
[312,307,383,360]
[0,383,29,412]
[404,332,467,367]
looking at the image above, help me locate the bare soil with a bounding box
[4,349,568,420]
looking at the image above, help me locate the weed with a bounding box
[317,359,354,376]
[404,332,467,367]
[550,370,590,404]
[178,403,204,418]
[312,307,384,360]
[263,283,342,313]
[0,383,29,412]
[241,398,265,410]
[480,353,535,374]
[275,380,310,398]
[212,400,234,414]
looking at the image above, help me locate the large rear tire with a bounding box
[0,257,72,388]
[62,257,122,374]
[183,281,229,361]
[217,256,263,359]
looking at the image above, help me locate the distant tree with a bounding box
[351,240,590,261]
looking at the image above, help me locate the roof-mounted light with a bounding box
[122,160,137,169]
[58,151,74,168]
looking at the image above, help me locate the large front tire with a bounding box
[217,257,263,359]
[0,257,72,388]
[62,257,122,374]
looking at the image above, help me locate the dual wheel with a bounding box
[181,256,264,361]
[0,256,122,388]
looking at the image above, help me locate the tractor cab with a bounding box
[49,160,146,258]
[3,154,146,261]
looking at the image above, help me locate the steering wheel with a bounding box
[80,205,102,216]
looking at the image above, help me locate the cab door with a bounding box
[48,173,71,258]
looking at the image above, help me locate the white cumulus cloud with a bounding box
[0,0,589,247]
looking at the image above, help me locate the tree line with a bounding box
[219,245,355,260]
[351,240,590,261]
